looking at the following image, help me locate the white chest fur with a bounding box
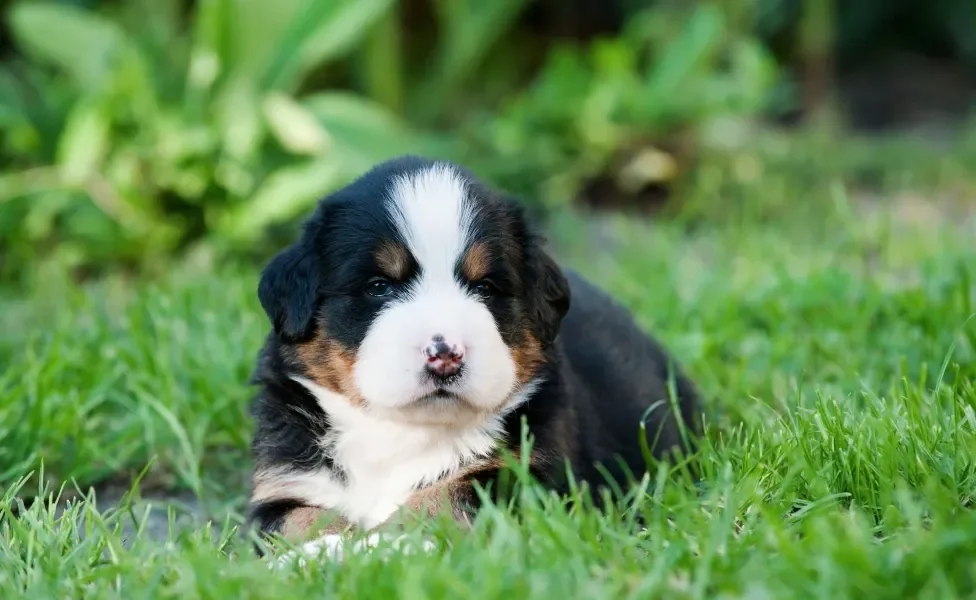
[289,377,520,528]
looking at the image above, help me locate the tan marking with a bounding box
[401,485,452,519]
[281,507,323,540]
[461,242,491,282]
[296,331,364,407]
[511,332,544,385]
[374,240,410,280]
[282,507,353,541]
[392,459,508,527]
[402,480,470,523]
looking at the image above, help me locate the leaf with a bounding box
[437,0,527,90]
[7,2,130,89]
[0,167,61,203]
[214,158,347,242]
[214,0,393,92]
[24,191,74,240]
[261,0,396,91]
[0,70,25,125]
[56,100,111,187]
[643,5,724,104]
[213,77,264,164]
[222,0,307,83]
[263,92,330,156]
[726,40,779,111]
[303,92,445,171]
[412,0,527,122]
[185,0,232,99]
[189,0,232,64]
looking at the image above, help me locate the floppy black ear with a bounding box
[257,241,321,342]
[526,240,571,348]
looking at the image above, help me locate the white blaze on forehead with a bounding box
[387,164,475,287]
[354,161,517,417]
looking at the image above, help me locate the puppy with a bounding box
[246,156,702,558]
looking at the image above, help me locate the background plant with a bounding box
[0,0,442,283]
[1,0,974,284]
[463,3,780,212]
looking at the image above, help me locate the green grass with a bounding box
[2,143,976,598]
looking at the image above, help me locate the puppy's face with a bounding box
[258,157,570,425]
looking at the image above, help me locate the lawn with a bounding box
[2,137,976,598]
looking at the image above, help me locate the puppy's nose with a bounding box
[424,334,465,378]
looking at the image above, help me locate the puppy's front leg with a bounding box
[291,477,484,564]
[281,506,353,541]
[249,498,355,566]
[266,467,495,566]
[394,476,481,528]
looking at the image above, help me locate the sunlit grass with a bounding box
[1,150,975,598]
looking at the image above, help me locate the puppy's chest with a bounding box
[317,416,499,528]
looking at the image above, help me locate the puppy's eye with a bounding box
[471,280,496,300]
[365,277,395,298]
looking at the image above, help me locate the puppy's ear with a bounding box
[258,241,321,343]
[526,240,571,348]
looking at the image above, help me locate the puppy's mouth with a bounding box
[414,388,464,406]
[421,365,465,387]
[414,367,466,402]
[388,387,486,426]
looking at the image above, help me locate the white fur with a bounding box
[276,376,540,530]
[352,164,518,421]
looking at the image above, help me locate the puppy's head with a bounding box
[258,156,570,425]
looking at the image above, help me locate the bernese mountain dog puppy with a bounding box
[246,156,702,560]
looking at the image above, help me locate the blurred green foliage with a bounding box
[0,0,973,283]
[463,3,778,210]
[0,0,445,280]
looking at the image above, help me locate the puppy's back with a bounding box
[556,269,701,482]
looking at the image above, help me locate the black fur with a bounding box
[257,242,321,342]
[246,156,703,542]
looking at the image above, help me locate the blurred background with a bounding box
[1,0,974,288]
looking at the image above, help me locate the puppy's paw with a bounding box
[270,534,345,569]
[389,535,437,555]
[347,532,436,559]
[270,533,437,568]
